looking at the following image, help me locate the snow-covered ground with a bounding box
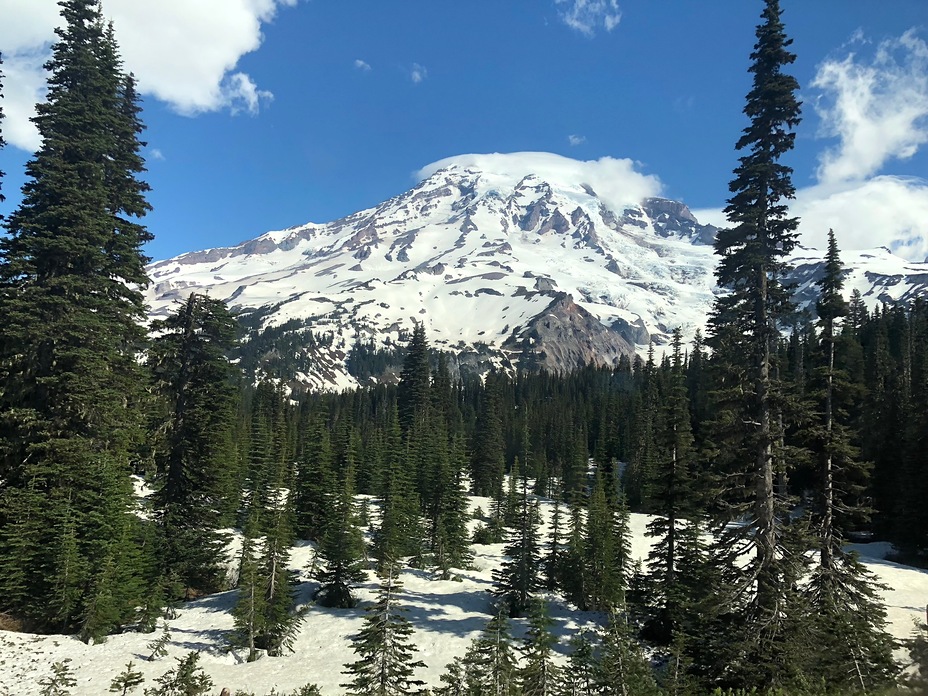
[2,498,926,695]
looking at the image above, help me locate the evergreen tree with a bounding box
[39,660,77,696]
[560,630,597,696]
[471,373,506,497]
[462,609,520,696]
[143,651,212,696]
[703,0,806,685]
[643,329,704,644]
[519,601,562,696]
[313,458,367,608]
[397,322,431,435]
[255,490,303,657]
[560,496,587,609]
[492,475,541,617]
[292,409,336,542]
[595,614,661,696]
[543,494,563,591]
[148,294,239,599]
[582,471,624,612]
[0,0,154,638]
[428,433,473,578]
[373,409,423,567]
[230,509,265,662]
[110,662,145,695]
[803,230,898,689]
[341,565,427,696]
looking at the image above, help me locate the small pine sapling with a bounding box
[110,661,145,694]
[147,621,172,661]
[39,660,77,696]
[143,651,212,696]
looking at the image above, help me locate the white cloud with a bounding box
[691,177,928,262]
[150,148,165,161]
[417,151,662,213]
[555,0,622,37]
[568,134,587,146]
[410,63,428,84]
[354,59,371,72]
[0,0,298,150]
[793,177,928,261]
[813,29,928,184]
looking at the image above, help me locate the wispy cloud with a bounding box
[568,134,587,146]
[410,63,428,84]
[150,148,165,161]
[354,59,371,72]
[555,0,622,37]
[813,29,928,184]
[0,0,300,150]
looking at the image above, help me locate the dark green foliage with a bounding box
[147,621,172,661]
[580,471,627,612]
[257,493,304,656]
[110,661,145,694]
[470,373,506,497]
[292,409,336,542]
[492,475,541,617]
[426,432,473,577]
[460,609,520,696]
[595,614,661,696]
[149,294,239,599]
[561,630,598,696]
[397,322,431,435]
[643,329,709,646]
[231,493,303,660]
[231,514,264,662]
[341,565,427,696]
[143,652,212,696]
[0,0,154,638]
[313,458,367,608]
[801,231,898,690]
[703,0,807,687]
[518,601,562,696]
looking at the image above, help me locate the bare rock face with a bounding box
[504,293,636,370]
[642,197,718,244]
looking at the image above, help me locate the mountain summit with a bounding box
[145,153,928,389]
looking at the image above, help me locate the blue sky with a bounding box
[2,0,928,261]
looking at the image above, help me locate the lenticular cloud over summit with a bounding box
[417,152,663,215]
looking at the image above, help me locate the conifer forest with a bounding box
[1,1,928,695]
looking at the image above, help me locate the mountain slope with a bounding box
[144,153,928,389]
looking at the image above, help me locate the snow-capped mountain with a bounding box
[144,153,928,389]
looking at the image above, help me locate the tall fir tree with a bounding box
[643,329,706,646]
[0,0,153,639]
[292,408,336,542]
[803,230,898,690]
[255,490,303,657]
[397,322,431,436]
[341,565,427,696]
[518,601,562,696]
[492,474,541,617]
[703,0,807,686]
[461,609,520,696]
[148,294,239,599]
[313,457,367,608]
[470,373,506,497]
